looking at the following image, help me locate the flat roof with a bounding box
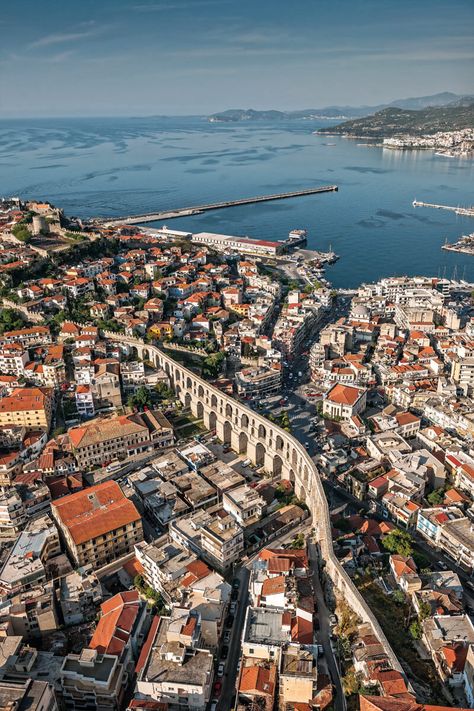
[244,606,290,646]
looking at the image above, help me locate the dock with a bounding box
[413,200,474,217]
[99,185,338,226]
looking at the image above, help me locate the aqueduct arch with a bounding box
[100,332,404,675]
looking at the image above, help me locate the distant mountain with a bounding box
[316,103,474,138]
[207,93,474,122]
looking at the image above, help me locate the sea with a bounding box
[1,115,473,288]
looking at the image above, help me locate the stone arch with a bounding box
[142,348,150,362]
[186,376,192,390]
[223,421,232,445]
[196,401,204,419]
[255,442,265,467]
[175,383,182,399]
[198,384,204,398]
[225,403,233,418]
[273,454,283,477]
[130,346,139,360]
[288,468,296,484]
[241,413,249,429]
[208,411,217,432]
[211,394,218,408]
[184,392,192,409]
[175,370,181,382]
[258,423,267,440]
[292,448,298,468]
[275,434,284,451]
[238,431,248,455]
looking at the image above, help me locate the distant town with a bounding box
[1,196,474,711]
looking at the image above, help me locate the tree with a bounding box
[392,590,405,605]
[418,599,431,621]
[409,620,422,640]
[202,351,224,379]
[427,488,445,506]
[128,386,152,410]
[12,224,31,243]
[382,529,414,557]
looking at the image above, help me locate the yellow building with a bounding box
[51,481,143,568]
[0,387,53,430]
[148,322,174,340]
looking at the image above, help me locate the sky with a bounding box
[0,0,473,117]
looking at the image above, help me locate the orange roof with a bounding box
[261,575,286,597]
[0,387,51,413]
[395,412,419,426]
[89,591,140,656]
[391,554,417,579]
[51,480,141,545]
[240,664,276,696]
[327,383,363,406]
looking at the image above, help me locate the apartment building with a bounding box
[68,410,173,468]
[51,481,143,567]
[234,364,282,399]
[170,505,244,573]
[0,488,26,536]
[0,386,53,430]
[135,614,214,710]
[0,515,60,595]
[223,485,265,528]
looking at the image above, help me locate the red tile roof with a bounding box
[89,591,140,656]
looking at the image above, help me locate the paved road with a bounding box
[309,540,346,711]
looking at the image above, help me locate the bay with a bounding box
[0,115,473,288]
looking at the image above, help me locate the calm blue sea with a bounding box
[1,115,473,288]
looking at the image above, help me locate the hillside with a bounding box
[207,93,474,123]
[316,103,474,137]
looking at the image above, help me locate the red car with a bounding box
[213,681,222,697]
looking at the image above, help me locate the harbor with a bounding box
[413,199,474,217]
[442,233,474,256]
[98,185,339,226]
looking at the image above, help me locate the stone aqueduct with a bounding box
[104,332,402,672]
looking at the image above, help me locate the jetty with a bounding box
[413,200,474,217]
[99,185,338,226]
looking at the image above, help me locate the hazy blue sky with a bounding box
[0,0,473,117]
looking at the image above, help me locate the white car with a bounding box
[217,662,225,677]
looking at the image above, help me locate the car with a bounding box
[230,602,237,614]
[217,662,225,677]
[305,442,310,449]
[231,589,238,601]
[210,702,218,711]
[317,644,324,657]
[225,615,234,628]
[221,645,229,660]
[213,680,222,695]
[223,630,231,643]
[465,580,474,592]
[438,561,448,571]
[232,578,240,590]
[329,614,338,626]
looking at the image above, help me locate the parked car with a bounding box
[217,662,225,677]
[213,680,222,696]
[225,615,234,628]
[231,589,239,601]
[230,602,237,614]
[223,630,231,643]
[232,578,240,590]
[221,645,229,660]
[329,614,338,626]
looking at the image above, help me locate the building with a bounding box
[437,517,474,572]
[192,231,284,257]
[60,650,125,711]
[170,505,244,573]
[279,645,318,711]
[234,364,282,399]
[0,515,60,595]
[59,571,103,626]
[0,488,26,536]
[68,410,173,469]
[242,606,292,662]
[51,481,143,567]
[0,679,58,711]
[60,591,149,711]
[0,387,53,430]
[223,485,265,528]
[322,383,367,421]
[135,614,214,710]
